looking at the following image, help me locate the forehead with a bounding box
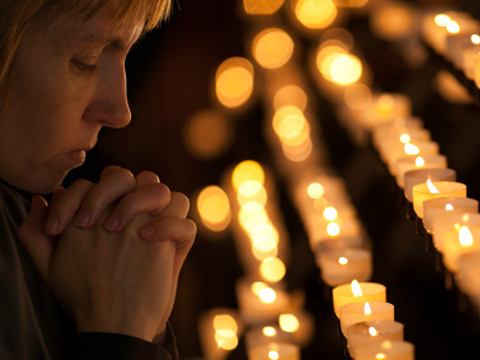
[43,11,144,51]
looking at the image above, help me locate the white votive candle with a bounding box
[247,342,300,360]
[352,340,414,360]
[423,197,478,234]
[412,181,466,219]
[346,320,404,357]
[339,301,395,336]
[332,280,387,317]
[394,154,447,188]
[403,168,456,202]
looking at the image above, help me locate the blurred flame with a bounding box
[243,0,285,15]
[369,326,378,336]
[434,14,451,27]
[364,302,372,315]
[446,21,460,34]
[279,313,300,333]
[307,182,325,199]
[323,206,338,221]
[459,225,474,247]
[263,326,277,337]
[215,57,254,108]
[268,350,280,360]
[260,257,286,283]
[252,28,294,69]
[197,186,231,231]
[338,256,348,265]
[294,0,337,30]
[232,160,265,190]
[399,133,411,144]
[445,203,454,211]
[351,280,363,297]
[472,34,480,44]
[404,143,420,155]
[415,156,425,168]
[326,222,340,237]
[376,353,387,360]
[426,179,440,194]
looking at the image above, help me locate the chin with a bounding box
[14,172,67,195]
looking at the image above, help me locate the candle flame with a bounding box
[434,14,451,27]
[326,222,340,237]
[376,353,387,360]
[369,326,378,336]
[445,203,454,211]
[268,350,280,360]
[259,287,277,304]
[307,182,324,199]
[459,225,474,247]
[262,326,277,337]
[426,179,440,194]
[446,21,460,34]
[351,280,363,297]
[404,143,419,155]
[364,302,372,315]
[399,133,411,144]
[471,34,480,44]
[338,256,349,265]
[415,156,425,168]
[323,206,338,221]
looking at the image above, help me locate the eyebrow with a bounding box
[79,33,129,51]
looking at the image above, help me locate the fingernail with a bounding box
[104,214,120,232]
[75,210,90,228]
[140,226,156,240]
[45,215,59,235]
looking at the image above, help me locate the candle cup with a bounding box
[455,249,480,298]
[412,181,466,219]
[423,197,478,234]
[376,127,431,161]
[315,235,371,253]
[339,301,395,336]
[463,45,480,79]
[245,325,292,350]
[371,116,424,152]
[394,154,447,188]
[403,168,456,202]
[352,340,414,360]
[332,282,386,317]
[317,247,373,287]
[357,93,411,130]
[346,320,404,357]
[247,342,300,360]
[431,213,480,272]
[385,140,439,175]
[446,30,480,67]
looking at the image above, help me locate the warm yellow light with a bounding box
[197,186,231,231]
[295,0,337,30]
[259,287,277,304]
[251,223,279,248]
[215,57,254,108]
[338,256,349,265]
[273,85,308,111]
[323,206,338,221]
[434,14,451,27]
[252,28,294,69]
[263,326,277,337]
[399,133,411,144]
[238,207,269,233]
[404,143,420,155]
[279,313,300,333]
[344,83,373,110]
[282,135,313,162]
[326,53,363,85]
[237,184,267,207]
[268,350,280,360]
[376,94,394,115]
[260,257,286,282]
[213,314,238,333]
[369,326,378,336]
[459,225,474,247]
[232,160,265,190]
[415,156,425,168]
[252,243,279,261]
[272,106,307,140]
[426,179,440,194]
[471,34,480,44]
[280,121,310,147]
[372,3,414,40]
[446,21,460,34]
[307,182,325,199]
[351,279,363,297]
[376,353,386,360]
[215,330,238,350]
[326,222,340,237]
[445,203,454,211]
[243,0,285,15]
[251,281,267,295]
[238,180,264,198]
[364,302,372,315]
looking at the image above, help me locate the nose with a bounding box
[84,62,132,129]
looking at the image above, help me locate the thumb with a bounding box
[18,195,55,282]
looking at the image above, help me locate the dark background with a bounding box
[66,0,480,358]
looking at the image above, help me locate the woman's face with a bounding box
[0,11,144,194]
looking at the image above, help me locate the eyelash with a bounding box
[72,59,98,73]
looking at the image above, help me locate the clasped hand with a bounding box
[19,166,196,342]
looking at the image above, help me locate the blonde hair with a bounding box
[0,0,172,102]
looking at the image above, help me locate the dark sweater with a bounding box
[0,179,178,359]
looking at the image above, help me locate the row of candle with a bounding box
[421,9,480,87]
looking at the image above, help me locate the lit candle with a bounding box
[236,278,292,325]
[371,116,424,152]
[423,197,478,234]
[385,140,439,175]
[247,342,300,360]
[394,154,447,188]
[245,325,292,350]
[447,32,480,68]
[339,301,395,336]
[455,249,480,299]
[332,280,387,317]
[403,168,456,202]
[316,247,372,287]
[412,180,466,218]
[346,320,404,357]
[352,340,415,360]
[462,45,480,79]
[357,93,411,130]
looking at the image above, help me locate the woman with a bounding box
[0,0,196,359]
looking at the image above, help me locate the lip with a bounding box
[65,149,87,165]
